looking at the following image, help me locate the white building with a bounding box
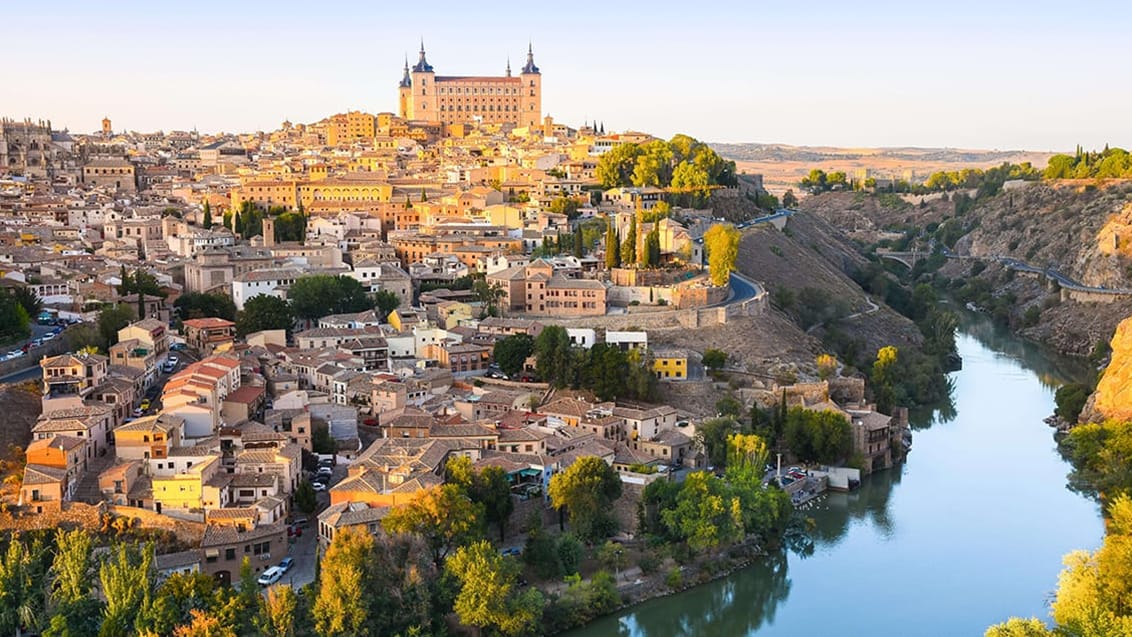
[231,268,303,310]
[606,331,648,351]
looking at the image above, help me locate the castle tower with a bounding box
[519,43,542,129]
[262,216,276,247]
[398,56,412,119]
[409,40,436,122]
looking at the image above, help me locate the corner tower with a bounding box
[519,43,542,129]
[398,57,412,119]
[409,40,436,122]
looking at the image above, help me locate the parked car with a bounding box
[316,466,333,477]
[500,547,522,557]
[167,355,180,366]
[292,516,309,527]
[41,333,55,342]
[278,557,294,573]
[312,482,327,492]
[169,342,187,351]
[140,399,151,411]
[257,566,284,586]
[132,408,143,417]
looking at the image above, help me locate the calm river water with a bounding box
[571,322,1103,636]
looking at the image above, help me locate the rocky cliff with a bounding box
[1082,315,1132,422]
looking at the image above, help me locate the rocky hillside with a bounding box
[800,182,1132,355]
[1081,315,1132,423]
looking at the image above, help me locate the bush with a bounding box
[665,567,683,589]
[638,551,660,575]
[1055,383,1090,423]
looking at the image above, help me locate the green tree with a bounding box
[781,190,799,208]
[446,540,543,637]
[49,529,95,608]
[631,140,674,188]
[492,333,534,378]
[383,484,483,568]
[10,286,42,320]
[595,143,642,188]
[696,416,741,469]
[702,348,727,369]
[472,279,505,318]
[547,456,622,542]
[783,407,853,464]
[573,229,584,258]
[287,275,369,323]
[704,223,741,287]
[660,471,743,551]
[236,294,294,337]
[174,292,237,322]
[620,215,637,266]
[294,479,318,516]
[549,196,581,219]
[98,542,155,637]
[605,220,621,269]
[534,325,572,387]
[98,304,136,351]
[0,291,31,345]
[311,421,335,455]
[201,201,213,230]
[372,289,400,321]
[0,535,44,636]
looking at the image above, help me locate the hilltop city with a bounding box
[0,43,921,635]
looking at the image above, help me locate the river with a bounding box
[571,323,1104,636]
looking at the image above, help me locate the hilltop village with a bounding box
[0,43,912,633]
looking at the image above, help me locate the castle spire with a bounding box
[400,55,411,87]
[522,41,540,74]
[506,56,512,77]
[412,39,433,72]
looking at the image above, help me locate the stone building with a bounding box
[397,42,542,129]
[81,158,137,192]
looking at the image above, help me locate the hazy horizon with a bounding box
[3,0,1128,151]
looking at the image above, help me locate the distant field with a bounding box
[711,143,1056,195]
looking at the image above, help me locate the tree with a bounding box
[573,229,584,258]
[0,290,31,346]
[984,618,1054,637]
[236,295,294,337]
[294,480,317,516]
[383,484,483,568]
[256,585,298,637]
[596,541,627,579]
[782,190,799,209]
[783,407,853,464]
[312,528,374,637]
[702,348,727,370]
[696,417,741,469]
[311,421,335,455]
[871,346,899,414]
[446,540,543,637]
[49,529,95,608]
[816,353,838,380]
[660,471,743,552]
[98,304,136,351]
[596,143,642,188]
[201,201,213,230]
[174,293,236,322]
[372,289,400,321]
[704,223,741,287]
[549,196,581,219]
[472,279,505,317]
[0,535,44,636]
[492,334,534,378]
[620,215,637,266]
[287,275,371,323]
[474,466,515,543]
[548,456,622,542]
[99,542,155,637]
[534,325,572,387]
[172,609,235,637]
[10,286,42,320]
[604,219,621,269]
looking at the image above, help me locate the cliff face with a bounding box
[1082,316,1132,422]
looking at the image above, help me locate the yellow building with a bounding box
[326,111,377,146]
[152,455,225,513]
[653,349,688,380]
[398,42,542,129]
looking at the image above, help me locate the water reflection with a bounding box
[957,309,1092,388]
[612,552,792,637]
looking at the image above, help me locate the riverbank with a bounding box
[569,331,1103,636]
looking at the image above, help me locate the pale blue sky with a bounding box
[3,0,1128,151]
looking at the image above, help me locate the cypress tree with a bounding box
[202,200,213,230]
[604,220,618,269]
[573,230,583,258]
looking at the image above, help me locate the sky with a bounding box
[3,0,1129,151]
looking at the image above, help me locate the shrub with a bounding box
[665,567,684,589]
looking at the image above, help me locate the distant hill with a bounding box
[710,143,1055,194]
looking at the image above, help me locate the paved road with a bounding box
[0,322,80,384]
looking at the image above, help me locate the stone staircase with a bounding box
[70,453,115,504]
